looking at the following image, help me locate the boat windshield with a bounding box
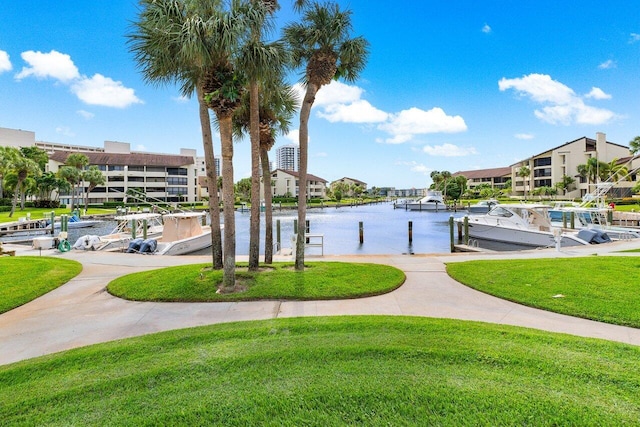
[488,206,513,217]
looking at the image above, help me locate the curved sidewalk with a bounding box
[1,241,640,366]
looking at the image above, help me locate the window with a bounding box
[168,177,188,185]
[128,166,145,172]
[533,157,551,167]
[147,166,165,173]
[108,165,124,171]
[167,168,188,176]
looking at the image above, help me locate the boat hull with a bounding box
[466,223,585,248]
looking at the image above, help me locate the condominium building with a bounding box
[452,167,512,191]
[275,143,300,171]
[262,169,327,199]
[1,127,199,205]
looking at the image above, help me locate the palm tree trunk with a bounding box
[9,180,21,217]
[248,80,261,271]
[220,114,236,289]
[295,83,318,270]
[260,146,273,264]
[197,87,223,270]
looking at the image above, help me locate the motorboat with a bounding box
[467,199,500,214]
[549,205,640,240]
[456,204,611,248]
[52,214,102,230]
[402,190,447,211]
[147,212,212,255]
[73,212,164,251]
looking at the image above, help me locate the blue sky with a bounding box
[1,1,640,189]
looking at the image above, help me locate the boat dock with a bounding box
[0,218,52,237]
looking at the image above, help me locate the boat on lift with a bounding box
[402,190,447,211]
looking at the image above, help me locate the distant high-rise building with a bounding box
[275,143,300,171]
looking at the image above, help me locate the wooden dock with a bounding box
[0,218,52,237]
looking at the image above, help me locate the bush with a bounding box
[34,200,60,209]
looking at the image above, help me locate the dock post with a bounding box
[131,218,137,239]
[50,211,55,235]
[562,211,567,229]
[276,220,281,254]
[570,212,575,229]
[464,216,469,245]
[408,221,413,244]
[143,219,148,240]
[359,221,364,244]
[457,221,463,240]
[293,219,297,231]
[449,216,455,253]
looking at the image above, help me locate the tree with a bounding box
[554,174,575,195]
[0,146,20,200]
[440,171,452,199]
[83,166,106,209]
[284,2,369,270]
[57,166,82,209]
[236,0,286,271]
[630,136,640,155]
[235,177,252,201]
[606,158,630,183]
[20,146,49,171]
[128,0,233,273]
[233,75,298,264]
[64,153,89,211]
[7,152,41,217]
[517,165,531,200]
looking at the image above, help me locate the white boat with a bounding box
[549,206,640,240]
[468,199,500,214]
[53,215,102,229]
[150,212,212,255]
[456,204,611,248]
[403,190,447,211]
[73,212,164,251]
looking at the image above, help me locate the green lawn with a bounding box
[446,257,640,327]
[0,257,82,313]
[108,262,405,301]
[2,316,640,425]
[0,207,115,223]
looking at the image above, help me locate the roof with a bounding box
[452,167,512,179]
[333,177,367,186]
[49,150,194,167]
[272,169,327,183]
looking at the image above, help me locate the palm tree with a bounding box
[440,170,452,199]
[236,0,287,271]
[630,136,640,155]
[83,166,106,210]
[430,171,442,190]
[234,76,299,264]
[284,1,368,270]
[128,0,237,273]
[517,165,530,200]
[605,158,629,183]
[63,153,89,211]
[554,174,575,195]
[57,166,82,210]
[7,152,41,217]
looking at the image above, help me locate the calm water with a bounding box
[6,203,523,254]
[218,202,465,256]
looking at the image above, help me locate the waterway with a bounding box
[4,202,524,255]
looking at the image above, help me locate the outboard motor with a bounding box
[126,238,144,253]
[139,239,158,254]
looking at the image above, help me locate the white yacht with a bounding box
[403,190,447,211]
[456,204,610,248]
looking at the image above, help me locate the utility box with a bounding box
[32,236,56,250]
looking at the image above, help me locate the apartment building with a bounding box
[511,133,633,198]
[262,169,327,199]
[330,177,368,195]
[275,143,300,171]
[452,167,512,191]
[1,127,199,204]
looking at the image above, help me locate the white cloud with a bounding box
[423,143,477,157]
[77,110,95,120]
[15,50,79,82]
[515,133,534,140]
[499,73,617,126]
[396,160,431,175]
[0,50,12,73]
[317,99,388,123]
[630,33,640,44]
[378,107,467,144]
[482,23,492,34]
[172,95,190,103]
[314,152,328,158]
[585,87,611,100]
[284,130,301,144]
[71,74,142,108]
[598,59,616,69]
[313,80,363,106]
[135,144,147,151]
[55,126,75,137]
[14,50,141,108]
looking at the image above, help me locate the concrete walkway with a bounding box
[1,240,640,366]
